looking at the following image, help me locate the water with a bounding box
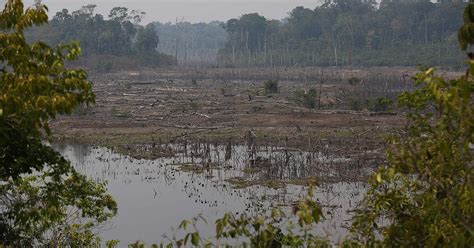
[54,142,367,246]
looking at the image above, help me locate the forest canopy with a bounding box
[218,0,467,68]
[26,5,174,71]
[23,1,468,69]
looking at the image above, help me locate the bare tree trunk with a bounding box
[264,30,267,67]
[286,42,290,67]
[191,31,195,61]
[442,17,445,61]
[318,67,324,109]
[348,15,355,66]
[175,18,179,66]
[246,31,250,67]
[271,36,274,68]
[424,14,428,45]
[232,43,235,65]
[307,50,310,66]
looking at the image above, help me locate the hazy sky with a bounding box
[15,0,320,24]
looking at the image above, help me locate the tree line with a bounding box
[218,0,467,68]
[25,0,467,69]
[26,4,174,71]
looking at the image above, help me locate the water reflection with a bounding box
[54,142,366,245]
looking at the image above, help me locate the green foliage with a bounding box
[0,0,116,245]
[25,5,172,70]
[134,23,159,53]
[348,97,363,111]
[458,4,474,51]
[106,239,121,248]
[224,13,268,54]
[263,79,279,95]
[346,10,474,244]
[347,64,474,246]
[293,89,318,109]
[219,1,466,67]
[367,97,393,112]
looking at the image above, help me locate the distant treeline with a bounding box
[218,0,467,68]
[26,5,174,71]
[24,1,468,70]
[152,21,227,66]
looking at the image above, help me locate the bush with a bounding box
[293,89,318,109]
[348,97,363,111]
[348,76,361,85]
[348,66,474,247]
[264,80,279,95]
[367,97,393,112]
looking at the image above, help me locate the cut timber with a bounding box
[157,124,225,130]
[368,112,398,116]
[192,113,210,118]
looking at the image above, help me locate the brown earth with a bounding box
[50,67,416,151]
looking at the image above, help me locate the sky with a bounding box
[14,0,320,24]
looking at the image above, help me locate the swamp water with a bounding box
[54,142,368,245]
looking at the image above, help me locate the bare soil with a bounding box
[51,67,449,157]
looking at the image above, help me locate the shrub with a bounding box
[264,80,279,95]
[348,76,361,85]
[367,97,393,112]
[347,66,474,247]
[293,89,318,109]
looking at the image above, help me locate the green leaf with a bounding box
[376,173,382,183]
[191,232,200,246]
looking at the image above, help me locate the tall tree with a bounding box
[135,23,160,53]
[0,0,116,245]
[109,6,129,23]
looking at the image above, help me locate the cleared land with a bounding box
[50,67,459,167]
